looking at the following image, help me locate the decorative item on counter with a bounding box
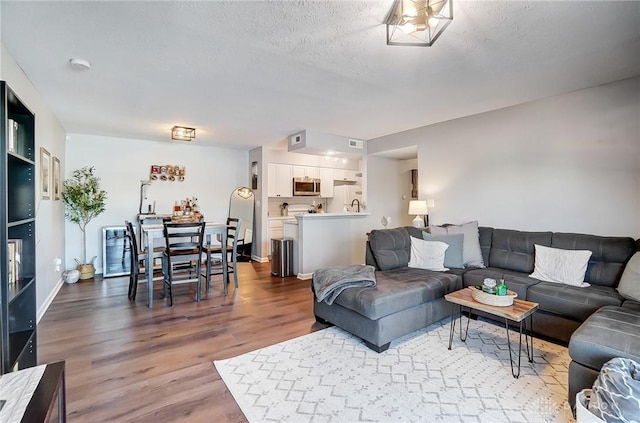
[171,197,203,222]
[280,202,289,216]
[308,200,318,213]
[317,204,324,213]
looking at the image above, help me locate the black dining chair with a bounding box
[125,221,165,301]
[162,221,206,305]
[203,217,241,295]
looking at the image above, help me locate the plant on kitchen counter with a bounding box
[62,166,107,280]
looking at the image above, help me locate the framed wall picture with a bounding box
[53,156,61,200]
[40,147,51,200]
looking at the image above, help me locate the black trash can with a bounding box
[271,237,293,277]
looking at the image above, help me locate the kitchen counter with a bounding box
[284,212,371,279]
[295,212,370,219]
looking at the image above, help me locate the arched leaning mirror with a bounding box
[229,187,255,261]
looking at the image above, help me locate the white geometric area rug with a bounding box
[214,319,575,423]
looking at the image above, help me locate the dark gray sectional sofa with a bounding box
[311,224,640,408]
[463,228,636,343]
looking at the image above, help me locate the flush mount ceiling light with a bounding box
[69,58,91,70]
[171,126,196,141]
[385,0,453,47]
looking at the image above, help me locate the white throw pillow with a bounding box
[408,236,449,272]
[429,221,485,268]
[617,252,640,302]
[529,244,592,287]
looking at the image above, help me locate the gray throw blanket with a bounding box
[313,264,376,305]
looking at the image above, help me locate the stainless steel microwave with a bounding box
[293,178,321,196]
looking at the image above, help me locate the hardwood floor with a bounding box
[37,261,326,422]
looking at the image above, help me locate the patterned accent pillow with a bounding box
[588,357,640,422]
[408,236,449,272]
[529,244,592,287]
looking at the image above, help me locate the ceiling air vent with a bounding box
[290,133,303,146]
[348,139,364,149]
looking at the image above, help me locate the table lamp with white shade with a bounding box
[408,200,429,228]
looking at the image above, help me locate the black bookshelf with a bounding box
[1,81,37,374]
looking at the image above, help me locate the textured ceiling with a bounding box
[1,1,639,152]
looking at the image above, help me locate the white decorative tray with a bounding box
[471,288,517,307]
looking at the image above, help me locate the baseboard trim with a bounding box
[37,277,64,324]
[297,273,313,280]
[252,255,269,263]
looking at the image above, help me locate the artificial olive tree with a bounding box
[62,166,107,266]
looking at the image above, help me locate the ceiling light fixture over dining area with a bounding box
[171,126,196,141]
[385,0,453,47]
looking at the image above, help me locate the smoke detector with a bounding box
[69,58,91,71]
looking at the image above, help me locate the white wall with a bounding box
[1,45,67,322]
[368,77,640,238]
[65,134,248,273]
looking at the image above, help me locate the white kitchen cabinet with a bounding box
[292,165,320,179]
[333,169,358,182]
[267,163,293,197]
[319,168,334,198]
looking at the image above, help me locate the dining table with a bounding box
[140,222,229,307]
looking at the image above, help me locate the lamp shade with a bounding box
[409,200,428,228]
[408,200,428,216]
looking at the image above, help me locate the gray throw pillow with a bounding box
[423,233,464,269]
[429,221,485,268]
[618,252,640,302]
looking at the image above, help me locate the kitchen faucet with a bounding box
[351,199,360,213]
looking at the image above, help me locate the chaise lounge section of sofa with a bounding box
[313,227,461,352]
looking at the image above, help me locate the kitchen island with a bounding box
[283,212,371,279]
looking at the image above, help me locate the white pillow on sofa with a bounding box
[429,220,485,268]
[408,236,449,272]
[529,244,592,287]
[617,252,640,302]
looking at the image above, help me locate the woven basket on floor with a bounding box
[471,288,517,307]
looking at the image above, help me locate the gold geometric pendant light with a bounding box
[385,0,453,47]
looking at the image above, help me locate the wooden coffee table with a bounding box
[445,287,539,378]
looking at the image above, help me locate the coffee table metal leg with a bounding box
[525,314,534,363]
[448,303,457,350]
[504,318,524,378]
[448,304,471,350]
[459,306,470,342]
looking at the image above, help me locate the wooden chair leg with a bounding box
[232,251,238,288]
[131,267,138,301]
[196,261,201,303]
[205,251,211,292]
